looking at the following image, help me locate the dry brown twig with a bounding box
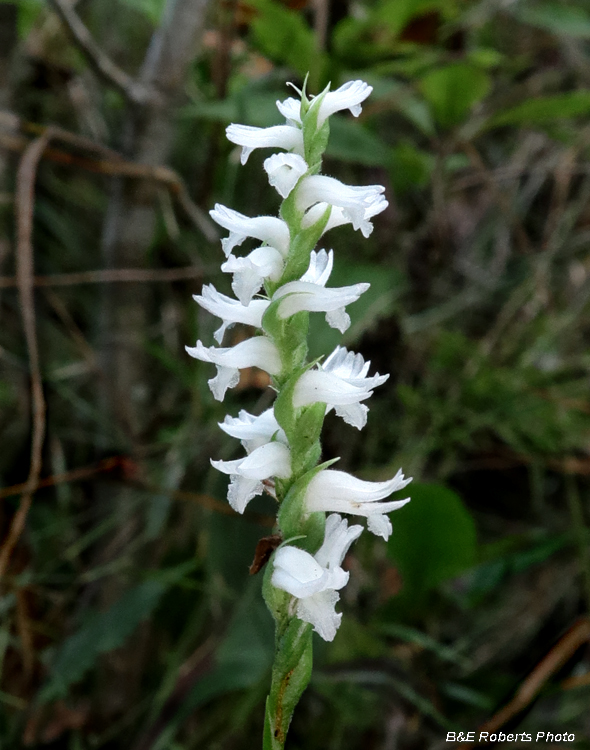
[0,133,52,579]
[48,0,152,105]
[0,114,218,241]
[456,618,590,748]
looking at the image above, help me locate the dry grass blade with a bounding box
[0,133,51,579]
[457,618,590,748]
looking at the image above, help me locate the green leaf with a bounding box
[488,91,590,128]
[419,63,491,129]
[513,3,590,38]
[40,580,166,702]
[118,0,167,24]
[326,118,391,167]
[248,0,326,82]
[386,483,477,599]
[390,142,434,193]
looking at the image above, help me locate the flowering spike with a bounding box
[187,76,412,750]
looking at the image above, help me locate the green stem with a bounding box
[263,618,313,750]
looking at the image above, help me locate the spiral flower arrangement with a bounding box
[187,77,412,749]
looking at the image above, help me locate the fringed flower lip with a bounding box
[271,514,363,641]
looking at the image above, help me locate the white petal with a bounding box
[296,589,342,642]
[323,346,389,390]
[227,475,263,513]
[264,153,308,198]
[325,308,350,333]
[193,284,269,343]
[272,546,329,598]
[222,246,284,305]
[315,514,363,569]
[219,408,286,452]
[300,249,333,286]
[211,441,291,480]
[314,80,373,128]
[273,281,369,320]
[276,96,302,125]
[293,370,372,408]
[209,365,240,401]
[367,513,393,540]
[209,204,290,257]
[296,176,385,234]
[333,402,368,430]
[301,196,388,238]
[305,470,412,524]
[226,124,304,164]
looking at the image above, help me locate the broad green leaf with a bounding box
[40,580,166,702]
[386,482,477,598]
[390,142,434,193]
[248,0,326,82]
[419,63,491,128]
[488,91,590,128]
[326,118,391,167]
[514,3,590,38]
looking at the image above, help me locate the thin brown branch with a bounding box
[0,266,207,289]
[0,124,218,241]
[0,457,121,501]
[0,133,51,579]
[48,0,152,105]
[456,618,590,748]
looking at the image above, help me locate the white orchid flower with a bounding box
[221,246,284,305]
[226,123,304,165]
[276,96,302,126]
[293,346,388,429]
[193,284,269,343]
[301,194,388,238]
[296,176,385,235]
[186,337,281,401]
[305,470,412,540]
[273,280,369,333]
[310,80,373,128]
[219,408,287,453]
[210,204,291,257]
[271,514,363,641]
[211,442,291,513]
[264,153,308,198]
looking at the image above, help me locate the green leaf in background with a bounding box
[40,580,166,702]
[326,118,391,167]
[248,0,326,83]
[390,142,434,194]
[419,63,491,129]
[488,91,590,128]
[513,3,590,38]
[118,0,167,25]
[375,0,445,37]
[386,483,477,601]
